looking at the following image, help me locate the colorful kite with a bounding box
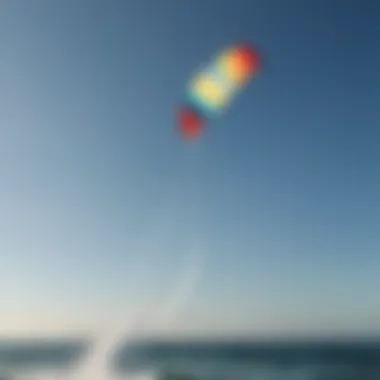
[177,43,261,140]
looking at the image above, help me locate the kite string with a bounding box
[136,145,206,335]
[74,147,206,375]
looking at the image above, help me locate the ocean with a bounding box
[0,339,379,380]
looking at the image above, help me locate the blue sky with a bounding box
[1,0,380,338]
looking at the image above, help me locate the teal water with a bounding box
[0,340,379,379]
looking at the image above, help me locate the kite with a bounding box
[177,43,261,140]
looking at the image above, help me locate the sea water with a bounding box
[0,340,379,380]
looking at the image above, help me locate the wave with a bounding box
[4,364,380,380]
